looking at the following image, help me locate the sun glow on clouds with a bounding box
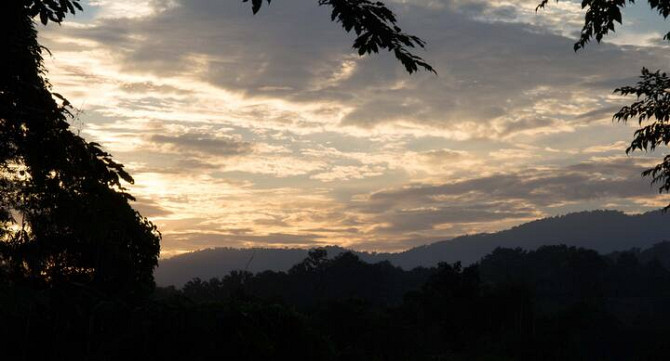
[38,0,670,257]
[87,0,180,19]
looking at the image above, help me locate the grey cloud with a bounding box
[40,0,670,255]
[370,157,653,207]
[422,149,464,157]
[233,232,323,245]
[498,117,557,137]
[120,81,193,95]
[174,157,218,170]
[332,8,668,131]
[575,105,623,123]
[55,0,669,136]
[133,197,173,217]
[117,96,188,112]
[374,204,536,233]
[151,133,254,156]
[490,5,518,20]
[565,157,660,177]
[303,227,360,233]
[254,217,289,227]
[420,149,465,162]
[582,75,642,91]
[164,231,323,248]
[74,0,350,94]
[357,157,659,234]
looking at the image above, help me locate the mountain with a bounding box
[155,210,670,286]
[385,209,670,268]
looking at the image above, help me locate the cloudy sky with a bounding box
[38,0,670,257]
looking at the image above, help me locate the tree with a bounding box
[3,0,433,293]
[613,69,670,209]
[538,0,670,209]
[1,1,160,295]
[246,0,434,73]
[26,0,435,74]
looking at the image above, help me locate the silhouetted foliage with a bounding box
[183,250,434,309]
[26,0,433,74]
[6,0,433,294]
[156,210,670,286]
[7,2,670,359]
[24,0,83,25]
[1,1,160,295]
[172,245,670,360]
[537,1,670,208]
[243,0,434,73]
[1,244,670,359]
[5,0,439,299]
[537,0,670,51]
[613,69,670,209]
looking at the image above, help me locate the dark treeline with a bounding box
[155,210,670,287]
[2,243,670,360]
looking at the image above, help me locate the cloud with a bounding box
[150,133,254,156]
[373,203,537,233]
[36,0,670,255]
[354,157,664,238]
[310,165,386,182]
[165,231,324,248]
[50,0,668,139]
[368,157,654,207]
[131,197,173,217]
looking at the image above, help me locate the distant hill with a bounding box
[155,210,670,286]
[384,209,670,268]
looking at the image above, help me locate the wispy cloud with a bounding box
[37,0,670,255]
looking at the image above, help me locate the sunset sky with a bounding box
[38,0,670,257]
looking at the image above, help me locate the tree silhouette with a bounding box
[245,0,434,74]
[538,0,670,208]
[26,0,434,74]
[1,1,160,295]
[613,69,670,209]
[2,0,432,291]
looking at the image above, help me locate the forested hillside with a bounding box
[157,210,670,286]
[5,243,670,360]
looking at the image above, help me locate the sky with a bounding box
[37,0,670,257]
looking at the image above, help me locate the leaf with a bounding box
[241,0,434,74]
[252,0,262,14]
[40,10,49,25]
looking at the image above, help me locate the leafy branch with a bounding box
[243,0,435,74]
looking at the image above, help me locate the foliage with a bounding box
[7,0,435,294]
[175,245,670,361]
[244,0,434,73]
[26,0,434,74]
[24,0,83,25]
[537,0,670,51]
[182,250,433,309]
[537,0,670,208]
[1,1,160,295]
[613,69,670,208]
[2,245,670,360]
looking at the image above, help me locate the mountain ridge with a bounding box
[156,209,670,286]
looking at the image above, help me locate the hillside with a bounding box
[386,209,670,268]
[156,210,670,286]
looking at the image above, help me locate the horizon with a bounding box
[37,0,670,258]
[7,2,670,358]
[160,208,663,259]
